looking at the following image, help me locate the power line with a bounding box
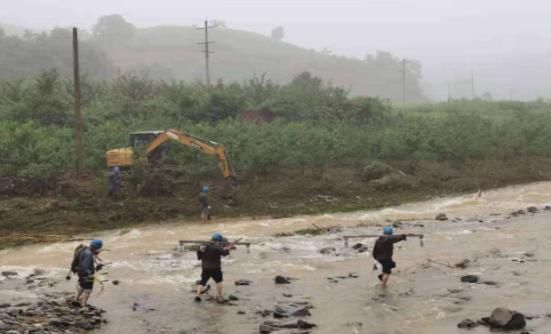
[197,19,216,86]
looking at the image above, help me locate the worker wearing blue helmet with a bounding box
[73,239,104,307]
[199,186,211,223]
[372,226,407,289]
[195,232,231,303]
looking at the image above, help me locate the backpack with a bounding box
[70,244,88,274]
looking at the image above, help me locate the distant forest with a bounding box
[0,15,426,102]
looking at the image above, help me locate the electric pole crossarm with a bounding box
[197,19,216,86]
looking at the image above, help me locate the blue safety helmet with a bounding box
[90,239,103,250]
[212,232,223,241]
[383,226,393,235]
[202,186,209,193]
[113,166,120,174]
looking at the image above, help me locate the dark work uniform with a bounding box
[199,192,209,217]
[372,235,406,274]
[77,248,96,290]
[108,171,121,195]
[197,242,229,285]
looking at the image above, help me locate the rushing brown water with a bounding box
[2,182,551,333]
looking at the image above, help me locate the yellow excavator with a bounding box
[105,129,236,182]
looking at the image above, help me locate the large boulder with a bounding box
[485,307,526,330]
[489,307,513,327]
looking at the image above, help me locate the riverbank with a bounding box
[1,181,551,333]
[1,158,551,249]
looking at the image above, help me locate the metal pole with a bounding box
[72,27,83,177]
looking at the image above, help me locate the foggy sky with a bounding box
[3,0,551,100]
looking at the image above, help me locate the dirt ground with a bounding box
[1,158,550,249]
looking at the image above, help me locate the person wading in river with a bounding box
[199,186,211,223]
[195,233,233,303]
[72,239,104,307]
[372,226,406,289]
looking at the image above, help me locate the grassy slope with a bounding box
[101,26,421,100]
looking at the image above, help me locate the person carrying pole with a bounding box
[195,233,233,303]
[372,226,406,289]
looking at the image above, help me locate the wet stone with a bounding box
[392,221,404,228]
[527,206,538,213]
[479,308,527,330]
[457,319,478,329]
[275,276,290,284]
[297,320,316,329]
[460,275,479,283]
[319,247,336,255]
[435,213,448,221]
[482,280,498,286]
[454,259,471,269]
[1,271,18,277]
[234,279,252,286]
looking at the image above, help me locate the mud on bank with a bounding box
[1,158,551,249]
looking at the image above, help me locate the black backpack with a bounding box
[70,244,88,273]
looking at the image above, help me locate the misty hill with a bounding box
[0,15,426,101]
[96,16,425,101]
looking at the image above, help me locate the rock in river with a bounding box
[460,275,479,283]
[457,319,478,329]
[275,275,290,284]
[235,279,252,286]
[435,213,448,221]
[527,206,538,213]
[480,307,526,330]
[319,247,336,255]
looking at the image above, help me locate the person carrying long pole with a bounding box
[372,226,407,289]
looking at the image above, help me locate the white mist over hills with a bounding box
[2,0,551,100]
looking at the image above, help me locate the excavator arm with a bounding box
[145,129,236,179]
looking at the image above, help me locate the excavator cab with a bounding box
[129,131,167,164]
[129,131,163,149]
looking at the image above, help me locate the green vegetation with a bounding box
[1,69,551,188]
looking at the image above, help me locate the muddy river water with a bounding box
[2,182,551,333]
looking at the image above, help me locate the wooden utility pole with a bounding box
[402,59,407,104]
[72,27,83,177]
[197,20,216,86]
